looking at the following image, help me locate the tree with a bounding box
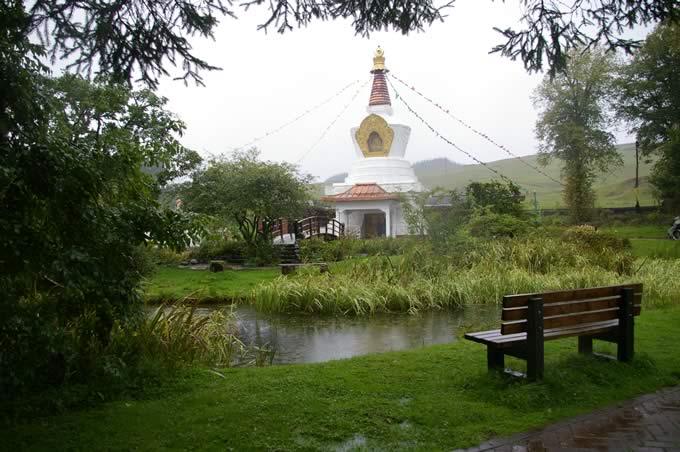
[0,72,202,393]
[182,150,312,249]
[616,22,680,210]
[465,181,525,217]
[400,188,470,243]
[19,0,678,88]
[534,48,621,223]
[491,1,678,77]
[400,191,431,236]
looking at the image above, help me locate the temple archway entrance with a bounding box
[362,212,386,238]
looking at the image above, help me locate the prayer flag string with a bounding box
[389,73,564,187]
[230,79,363,152]
[295,78,370,164]
[387,77,516,185]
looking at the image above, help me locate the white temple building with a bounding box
[322,48,424,238]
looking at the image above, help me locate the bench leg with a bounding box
[486,347,504,372]
[578,336,593,355]
[617,288,635,362]
[527,349,544,382]
[527,297,544,382]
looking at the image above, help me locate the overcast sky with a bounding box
[153,0,649,181]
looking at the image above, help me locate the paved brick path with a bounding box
[462,386,680,451]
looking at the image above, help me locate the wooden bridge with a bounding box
[272,216,344,244]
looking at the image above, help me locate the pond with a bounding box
[197,304,500,365]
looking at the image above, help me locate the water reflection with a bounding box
[197,304,500,364]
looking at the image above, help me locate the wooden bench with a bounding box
[279,262,329,275]
[464,284,642,381]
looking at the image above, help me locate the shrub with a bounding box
[298,237,419,263]
[298,237,338,262]
[467,209,531,238]
[465,180,525,217]
[145,246,189,265]
[0,294,70,397]
[188,239,248,262]
[253,241,278,266]
[130,244,159,277]
[561,225,631,251]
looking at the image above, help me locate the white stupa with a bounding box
[322,47,424,238]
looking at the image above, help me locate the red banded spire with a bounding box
[368,47,391,111]
[369,72,390,107]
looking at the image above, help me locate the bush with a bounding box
[0,294,70,398]
[462,236,633,275]
[253,241,277,266]
[131,245,161,277]
[299,237,354,262]
[561,225,631,251]
[465,181,525,217]
[145,246,189,265]
[298,237,419,263]
[188,239,248,263]
[467,210,531,238]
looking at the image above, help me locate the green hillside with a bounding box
[417,143,657,208]
[322,143,658,208]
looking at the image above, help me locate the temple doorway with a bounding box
[362,212,386,238]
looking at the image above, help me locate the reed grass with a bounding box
[127,303,245,368]
[251,238,679,315]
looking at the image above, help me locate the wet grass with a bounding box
[630,239,680,259]
[599,224,667,239]
[4,307,680,450]
[143,266,279,304]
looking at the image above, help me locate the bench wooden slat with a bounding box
[502,284,642,309]
[502,294,642,321]
[466,319,621,348]
[501,305,641,335]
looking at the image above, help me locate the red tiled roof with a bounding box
[321,183,399,202]
[368,72,391,107]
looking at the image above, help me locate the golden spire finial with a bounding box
[372,46,386,72]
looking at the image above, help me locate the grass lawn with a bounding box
[143,266,279,303]
[630,239,680,259]
[4,307,680,450]
[600,224,668,239]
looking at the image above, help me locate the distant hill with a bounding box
[320,143,657,208]
[412,157,463,174]
[413,143,656,208]
[324,172,348,184]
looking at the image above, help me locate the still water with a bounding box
[198,304,500,364]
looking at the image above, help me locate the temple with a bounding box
[322,47,424,238]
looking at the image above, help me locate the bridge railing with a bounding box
[271,216,344,242]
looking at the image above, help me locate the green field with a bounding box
[4,307,680,450]
[416,143,657,208]
[321,143,659,208]
[631,239,680,259]
[143,266,279,303]
[599,224,667,239]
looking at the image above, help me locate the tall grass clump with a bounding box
[252,236,677,315]
[634,258,680,307]
[0,303,246,419]
[128,303,244,369]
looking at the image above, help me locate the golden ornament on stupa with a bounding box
[372,46,386,72]
[356,114,393,158]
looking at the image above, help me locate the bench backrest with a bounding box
[501,284,643,335]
